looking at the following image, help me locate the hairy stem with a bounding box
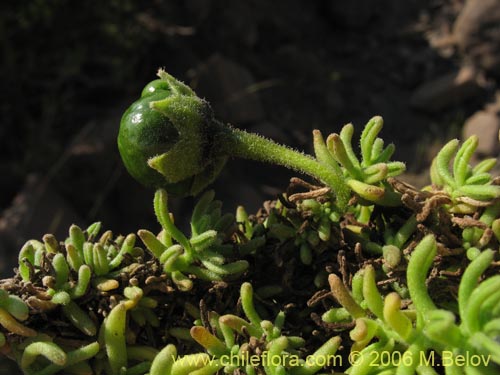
[219,126,350,209]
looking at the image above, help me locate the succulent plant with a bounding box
[321,117,405,207]
[430,135,500,213]
[187,282,342,375]
[325,234,500,374]
[139,189,249,291]
[1,70,499,375]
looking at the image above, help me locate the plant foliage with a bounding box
[0,72,499,375]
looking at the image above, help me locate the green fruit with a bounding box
[118,73,227,196]
[118,90,180,188]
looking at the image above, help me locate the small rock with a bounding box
[410,66,483,112]
[463,109,500,156]
[193,54,265,125]
[453,0,500,76]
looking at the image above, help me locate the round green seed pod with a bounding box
[118,70,227,196]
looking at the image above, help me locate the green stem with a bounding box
[407,235,437,321]
[458,249,494,322]
[328,274,366,319]
[154,189,193,261]
[395,341,425,375]
[240,283,262,329]
[34,342,100,375]
[392,214,417,248]
[219,126,350,209]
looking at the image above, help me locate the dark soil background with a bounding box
[1,0,500,373]
[1,0,500,283]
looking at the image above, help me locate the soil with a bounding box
[1,2,500,372]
